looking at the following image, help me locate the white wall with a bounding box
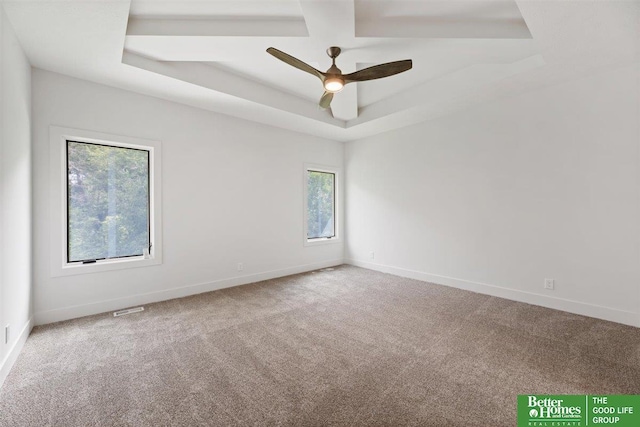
[0,4,32,386]
[32,69,344,324]
[345,64,640,327]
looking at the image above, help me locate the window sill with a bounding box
[53,255,161,277]
[304,237,341,247]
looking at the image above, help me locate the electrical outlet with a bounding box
[369,251,375,260]
[544,278,555,290]
[237,262,244,272]
[4,324,9,344]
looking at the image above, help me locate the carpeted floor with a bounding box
[1,265,639,426]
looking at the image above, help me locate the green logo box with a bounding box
[518,395,640,427]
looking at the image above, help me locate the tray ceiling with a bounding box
[3,0,639,141]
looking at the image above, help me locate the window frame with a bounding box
[303,163,340,246]
[49,126,162,277]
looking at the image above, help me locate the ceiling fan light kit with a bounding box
[323,77,345,93]
[266,46,413,109]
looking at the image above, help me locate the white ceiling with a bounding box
[2,0,639,142]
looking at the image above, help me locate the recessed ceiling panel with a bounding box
[129,0,304,19]
[355,0,531,39]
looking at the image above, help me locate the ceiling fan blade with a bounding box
[319,91,334,109]
[266,47,325,81]
[344,60,413,83]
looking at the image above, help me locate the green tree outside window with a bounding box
[67,141,150,262]
[307,171,335,239]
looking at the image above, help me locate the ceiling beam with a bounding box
[299,0,358,119]
[123,36,532,63]
[122,51,343,127]
[299,0,355,44]
[124,36,323,62]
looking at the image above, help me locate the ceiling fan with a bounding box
[266,46,412,109]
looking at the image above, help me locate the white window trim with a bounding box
[303,163,341,247]
[49,126,163,277]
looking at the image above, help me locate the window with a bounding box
[49,126,162,276]
[307,170,335,239]
[66,141,150,263]
[304,165,339,244]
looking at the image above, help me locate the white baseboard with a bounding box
[346,259,639,328]
[34,259,344,325]
[0,317,33,389]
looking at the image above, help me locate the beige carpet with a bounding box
[1,265,639,426]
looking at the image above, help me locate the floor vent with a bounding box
[113,307,144,317]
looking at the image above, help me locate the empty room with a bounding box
[1,0,640,426]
